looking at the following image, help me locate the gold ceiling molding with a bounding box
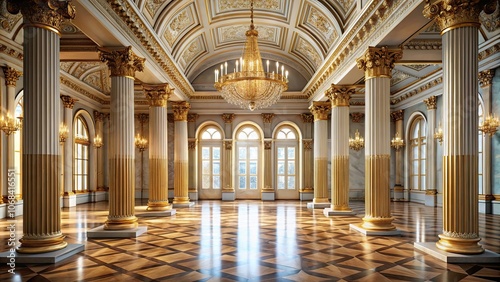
[304,0,410,98]
[106,0,193,98]
[390,77,442,105]
[403,39,442,50]
[478,42,500,61]
[60,76,107,105]
[216,25,280,46]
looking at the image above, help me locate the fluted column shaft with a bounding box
[61,95,75,198]
[99,46,145,230]
[144,84,172,210]
[11,0,76,253]
[2,66,22,201]
[424,0,487,254]
[310,102,331,203]
[357,46,402,231]
[424,97,437,192]
[326,86,353,211]
[172,102,190,204]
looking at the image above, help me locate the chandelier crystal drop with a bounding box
[214,0,288,111]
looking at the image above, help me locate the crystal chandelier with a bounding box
[349,129,364,151]
[479,114,500,137]
[390,132,405,151]
[214,0,288,111]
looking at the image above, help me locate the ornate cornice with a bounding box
[422,0,492,34]
[390,110,404,122]
[104,0,193,98]
[99,46,145,78]
[309,101,331,121]
[60,76,107,105]
[261,113,275,124]
[171,101,191,121]
[356,46,402,79]
[403,39,442,50]
[143,83,172,107]
[478,69,495,87]
[60,94,77,109]
[221,113,235,123]
[1,66,22,87]
[7,0,76,34]
[0,43,23,61]
[391,77,443,105]
[136,113,149,124]
[423,95,437,110]
[350,112,365,123]
[325,84,354,107]
[300,113,314,123]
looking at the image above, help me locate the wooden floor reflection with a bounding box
[1,200,499,281]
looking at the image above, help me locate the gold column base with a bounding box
[173,197,190,204]
[147,201,171,211]
[17,234,67,254]
[436,234,484,254]
[361,216,396,231]
[333,204,352,212]
[313,197,329,203]
[104,216,138,230]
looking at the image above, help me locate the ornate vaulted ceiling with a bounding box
[0,0,499,110]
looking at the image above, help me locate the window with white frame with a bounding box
[74,116,90,192]
[200,127,222,189]
[410,116,427,190]
[275,127,298,190]
[237,127,260,190]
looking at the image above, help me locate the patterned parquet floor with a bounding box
[0,200,499,281]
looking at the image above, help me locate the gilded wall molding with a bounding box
[325,84,354,107]
[390,77,443,105]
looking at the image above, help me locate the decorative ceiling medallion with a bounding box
[163,5,196,47]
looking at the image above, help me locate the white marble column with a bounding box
[353,46,402,235]
[60,95,76,207]
[479,70,495,213]
[423,96,438,206]
[144,83,172,211]
[1,66,22,202]
[307,102,331,209]
[172,101,194,207]
[99,46,145,230]
[9,0,75,253]
[422,0,487,254]
[324,85,356,215]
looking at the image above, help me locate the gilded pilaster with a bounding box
[325,85,354,211]
[60,95,77,201]
[222,113,235,139]
[424,96,438,200]
[100,46,145,230]
[172,101,191,204]
[7,0,76,253]
[356,46,402,232]
[144,84,172,210]
[423,0,488,254]
[309,102,331,204]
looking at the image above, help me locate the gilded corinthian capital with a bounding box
[7,0,76,33]
[171,101,191,121]
[2,66,22,87]
[325,84,355,107]
[99,46,145,78]
[309,101,331,121]
[356,46,402,79]
[143,83,173,107]
[423,0,494,33]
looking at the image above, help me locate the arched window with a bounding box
[74,116,90,192]
[275,126,298,191]
[13,95,23,198]
[235,125,261,198]
[199,126,222,190]
[478,101,484,194]
[410,116,427,190]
